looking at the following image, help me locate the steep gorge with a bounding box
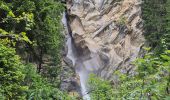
[1,0,169,99]
[61,0,145,98]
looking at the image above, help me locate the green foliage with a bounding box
[0,0,65,87]
[0,0,64,76]
[88,49,170,100]
[23,64,73,100]
[0,0,64,68]
[31,0,65,66]
[0,1,33,44]
[142,0,170,51]
[118,16,127,25]
[0,0,71,99]
[113,50,169,99]
[0,1,34,32]
[163,0,170,50]
[88,74,114,100]
[0,42,28,99]
[0,42,72,99]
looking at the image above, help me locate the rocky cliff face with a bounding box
[61,0,145,96]
[65,0,145,78]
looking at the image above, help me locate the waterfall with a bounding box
[62,12,91,100]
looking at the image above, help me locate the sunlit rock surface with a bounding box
[65,0,145,79]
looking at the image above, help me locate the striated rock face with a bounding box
[65,0,145,79]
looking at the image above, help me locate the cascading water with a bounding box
[62,9,102,99]
[62,12,91,100]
